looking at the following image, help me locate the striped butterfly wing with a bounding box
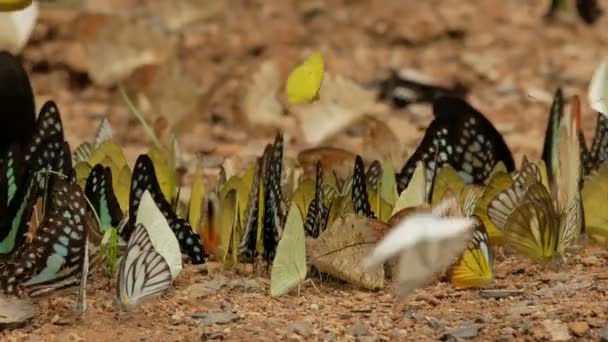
[588,113,608,170]
[304,161,329,238]
[1,178,90,297]
[352,156,374,218]
[127,155,206,264]
[85,164,123,234]
[117,223,172,309]
[447,222,494,289]
[542,89,563,184]
[397,97,514,193]
[262,133,284,262]
[503,183,558,262]
[238,157,262,261]
[365,160,382,192]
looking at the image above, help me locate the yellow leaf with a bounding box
[286,52,324,104]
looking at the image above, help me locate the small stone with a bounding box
[415,293,440,306]
[170,313,183,325]
[286,321,313,338]
[310,303,319,310]
[480,289,524,299]
[204,278,230,291]
[322,332,336,342]
[542,320,571,341]
[348,321,372,337]
[600,326,608,342]
[191,312,240,325]
[201,332,224,340]
[568,322,589,337]
[580,256,600,266]
[501,327,515,336]
[440,325,482,340]
[230,278,264,292]
[433,290,448,299]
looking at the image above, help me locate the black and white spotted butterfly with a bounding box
[116,222,172,310]
[365,160,382,192]
[396,96,515,192]
[0,177,90,297]
[579,113,608,175]
[125,154,206,264]
[262,133,285,263]
[304,161,330,238]
[377,70,468,109]
[85,164,124,235]
[238,157,262,262]
[352,156,374,218]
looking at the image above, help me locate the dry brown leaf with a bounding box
[242,62,284,128]
[297,146,356,176]
[308,214,389,290]
[297,73,376,145]
[86,16,176,86]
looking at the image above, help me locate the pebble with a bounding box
[348,321,372,337]
[310,303,319,310]
[439,325,482,340]
[542,320,571,341]
[480,289,524,299]
[600,326,608,342]
[567,322,589,337]
[322,332,336,342]
[286,321,313,338]
[580,256,600,267]
[191,312,241,325]
[415,293,440,306]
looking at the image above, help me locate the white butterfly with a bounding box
[116,189,183,309]
[589,61,608,116]
[363,200,476,297]
[135,190,182,280]
[116,222,173,310]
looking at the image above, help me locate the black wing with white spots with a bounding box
[0,178,89,297]
[365,160,382,192]
[396,97,514,192]
[305,161,330,238]
[262,133,284,263]
[85,164,124,233]
[352,156,374,218]
[127,154,206,264]
[238,157,262,262]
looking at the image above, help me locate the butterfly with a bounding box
[365,160,382,192]
[72,118,113,165]
[581,161,608,244]
[125,154,206,264]
[352,156,374,218]
[304,161,330,238]
[0,51,35,155]
[116,222,173,310]
[286,52,324,104]
[377,70,467,109]
[0,177,91,297]
[579,113,608,175]
[270,203,306,297]
[363,199,476,297]
[84,164,124,235]
[396,96,515,193]
[237,157,263,261]
[262,133,285,263]
[487,99,582,262]
[447,222,493,289]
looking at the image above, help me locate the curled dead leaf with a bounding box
[308,214,389,290]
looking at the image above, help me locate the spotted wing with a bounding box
[352,156,374,218]
[397,97,514,192]
[262,133,285,263]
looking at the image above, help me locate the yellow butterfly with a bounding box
[286,52,324,104]
[581,162,608,245]
[188,162,205,235]
[486,98,582,262]
[0,0,31,11]
[447,222,494,289]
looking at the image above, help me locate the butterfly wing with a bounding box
[116,223,172,310]
[502,183,558,262]
[127,155,206,264]
[270,203,306,297]
[447,222,494,289]
[85,164,123,234]
[397,97,514,192]
[262,134,284,262]
[304,161,329,238]
[581,163,608,244]
[352,156,374,218]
